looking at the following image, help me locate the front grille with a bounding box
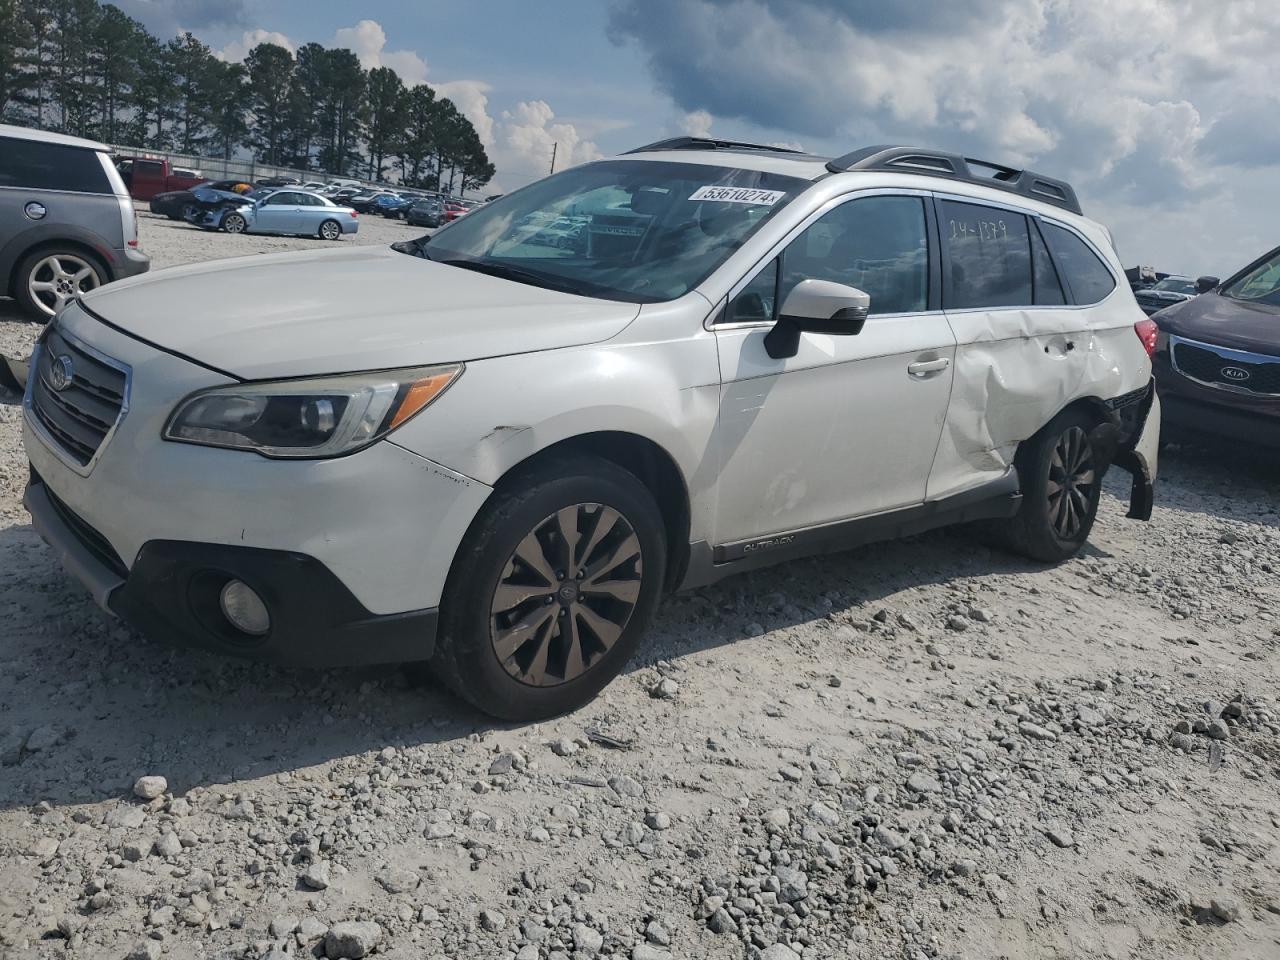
[1173,340,1280,396]
[37,473,128,578]
[30,326,128,467]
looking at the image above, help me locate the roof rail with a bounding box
[624,137,808,156]
[826,145,1082,215]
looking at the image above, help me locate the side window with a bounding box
[1042,223,1116,304]
[942,200,1032,308]
[136,160,163,176]
[726,258,778,323]
[0,137,111,193]
[780,195,929,315]
[1030,221,1066,305]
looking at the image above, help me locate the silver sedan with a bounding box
[211,190,359,240]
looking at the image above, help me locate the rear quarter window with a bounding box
[1042,222,1116,304]
[0,137,112,194]
[941,200,1032,308]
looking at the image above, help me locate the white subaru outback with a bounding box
[21,139,1160,720]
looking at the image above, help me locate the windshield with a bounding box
[1152,277,1196,294]
[1223,251,1280,307]
[418,159,809,302]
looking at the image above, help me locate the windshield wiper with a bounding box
[434,257,592,297]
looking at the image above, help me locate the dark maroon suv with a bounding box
[1151,245,1280,448]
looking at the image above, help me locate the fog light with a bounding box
[219,580,270,636]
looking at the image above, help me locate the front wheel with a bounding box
[431,456,666,721]
[15,249,105,319]
[993,409,1104,563]
[221,212,247,234]
[319,219,342,241]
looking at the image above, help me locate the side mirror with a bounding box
[1195,276,1219,294]
[764,280,870,359]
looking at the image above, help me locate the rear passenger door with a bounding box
[927,197,1096,500]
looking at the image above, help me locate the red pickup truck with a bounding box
[114,156,204,200]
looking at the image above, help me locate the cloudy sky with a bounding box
[118,0,1279,277]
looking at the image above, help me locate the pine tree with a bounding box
[244,41,293,165]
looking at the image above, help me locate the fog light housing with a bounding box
[219,580,270,636]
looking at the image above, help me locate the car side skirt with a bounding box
[678,469,1022,590]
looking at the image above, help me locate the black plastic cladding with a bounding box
[826,145,1082,216]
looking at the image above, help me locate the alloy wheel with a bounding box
[1047,425,1096,539]
[27,254,100,318]
[489,503,643,687]
[321,221,340,240]
[223,214,246,234]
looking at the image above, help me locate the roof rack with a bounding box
[826,145,1081,215]
[624,137,808,156]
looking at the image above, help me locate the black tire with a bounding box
[319,219,342,241]
[993,408,1104,563]
[221,212,247,234]
[431,455,666,721]
[13,247,108,320]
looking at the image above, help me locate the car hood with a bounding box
[1153,291,1280,355]
[80,245,641,380]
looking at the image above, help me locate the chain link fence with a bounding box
[106,145,383,189]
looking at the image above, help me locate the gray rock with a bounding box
[953,859,979,877]
[706,908,737,934]
[650,677,679,700]
[1076,706,1105,727]
[873,824,907,850]
[551,737,578,757]
[301,861,331,890]
[946,616,970,632]
[488,753,515,775]
[632,945,672,960]
[806,801,839,826]
[133,776,168,800]
[103,804,146,830]
[1018,721,1057,741]
[24,725,60,752]
[126,941,163,960]
[153,832,183,858]
[1045,824,1075,848]
[479,909,507,932]
[774,865,808,903]
[761,945,800,960]
[1211,898,1243,923]
[906,772,942,794]
[573,923,604,955]
[324,920,382,959]
[1206,719,1231,741]
[608,775,644,798]
[644,920,671,946]
[967,606,994,623]
[298,918,328,941]
[645,811,672,830]
[377,868,419,894]
[270,916,300,937]
[763,807,791,829]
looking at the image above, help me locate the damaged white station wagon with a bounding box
[22,139,1160,720]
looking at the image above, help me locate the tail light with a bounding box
[350,210,358,218]
[1134,318,1158,358]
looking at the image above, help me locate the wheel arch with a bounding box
[490,431,693,593]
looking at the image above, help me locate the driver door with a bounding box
[255,191,300,232]
[712,191,956,548]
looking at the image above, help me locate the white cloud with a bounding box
[434,80,496,147]
[609,0,1280,274]
[218,28,292,62]
[333,19,428,86]
[680,110,713,138]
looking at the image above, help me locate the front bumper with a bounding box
[21,304,494,663]
[24,471,438,665]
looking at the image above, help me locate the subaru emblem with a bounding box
[49,354,75,392]
[1220,365,1250,383]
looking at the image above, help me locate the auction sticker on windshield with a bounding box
[689,185,787,205]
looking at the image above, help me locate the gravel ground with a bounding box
[1,208,1279,960]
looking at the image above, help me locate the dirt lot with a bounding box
[1,209,1279,960]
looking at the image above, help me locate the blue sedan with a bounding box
[193,189,359,240]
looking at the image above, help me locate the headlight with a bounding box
[163,364,462,458]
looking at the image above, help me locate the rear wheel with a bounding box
[15,248,105,319]
[221,212,247,234]
[319,219,342,241]
[993,409,1103,562]
[431,456,666,721]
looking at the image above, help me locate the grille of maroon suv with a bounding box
[30,326,128,466]
[1172,341,1280,396]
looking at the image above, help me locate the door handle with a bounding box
[908,358,950,377]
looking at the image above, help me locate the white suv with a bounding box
[20,138,1160,720]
